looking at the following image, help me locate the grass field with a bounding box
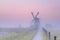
[42,29,60,40]
[0,29,37,40]
[50,31,60,40]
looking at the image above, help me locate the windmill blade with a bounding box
[35,12,39,17]
[31,12,35,18]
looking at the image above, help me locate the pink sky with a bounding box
[0,0,60,28]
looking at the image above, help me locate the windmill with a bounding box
[31,12,40,30]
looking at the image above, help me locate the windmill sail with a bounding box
[35,12,39,17]
[31,12,35,18]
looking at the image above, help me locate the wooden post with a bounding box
[54,36,56,40]
[49,32,50,40]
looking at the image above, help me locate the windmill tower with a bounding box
[31,12,40,30]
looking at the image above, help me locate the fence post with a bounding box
[49,32,50,40]
[54,36,56,40]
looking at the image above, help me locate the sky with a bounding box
[0,0,60,28]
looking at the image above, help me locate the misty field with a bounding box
[0,29,37,40]
[42,29,60,40]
